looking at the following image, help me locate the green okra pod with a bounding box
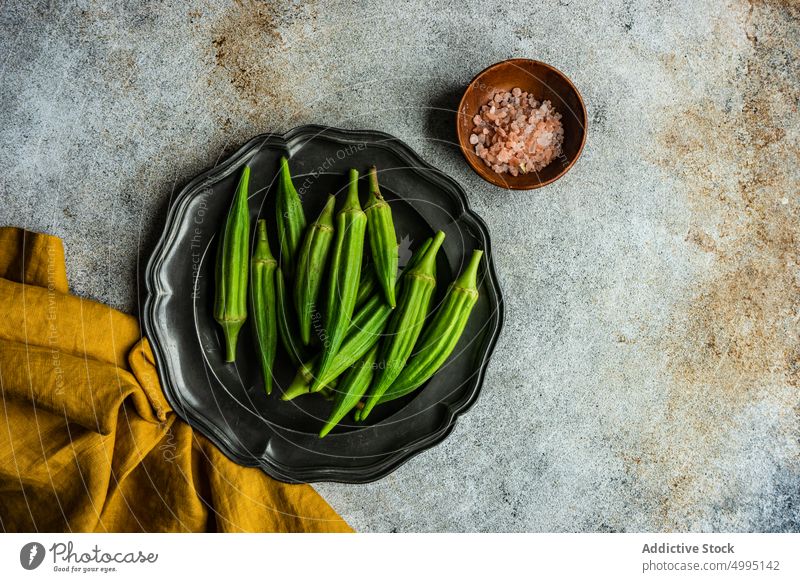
[281,357,323,401]
[311,169,367,392]
[282,292,390,400]
[275,267,308,367]
[319,344,379,438]
[403,237,432,275]
[214,165,251,362]
[364,166,399,308]
[294,194,336,345]
[378,250,482,405]
[250,220,278,394]
[282,239,433,401]
[281,374,337,401]
[356,263,379,308]
[276,156,307,277]
[359,230,445,420]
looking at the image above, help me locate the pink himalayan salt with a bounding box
[471,88,564,177]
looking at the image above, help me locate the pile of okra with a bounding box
[214,157,483,438]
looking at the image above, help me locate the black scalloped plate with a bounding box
[143,125,504,483]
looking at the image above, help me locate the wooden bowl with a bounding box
[456,59,587,190]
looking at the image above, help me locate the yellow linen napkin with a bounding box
[0,227,352,532]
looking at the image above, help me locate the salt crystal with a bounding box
[471,87,564,176]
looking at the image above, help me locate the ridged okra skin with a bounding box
[359,230,445,419]
[293,194,336,345]
[214,165,251,363]
[275,267,307,367]
[379,250,482,405]
[319,345,379,438]
[356,263,379,308]
[250,220,278,394]
[311,169,367,393]
[281,238,432,401]
[364,166,399,308]
[276,156,307,277]
[283,290,390,400]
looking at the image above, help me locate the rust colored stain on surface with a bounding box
[645,0,800,529]
[211,0,282,105]
[658,0,799,403]
[3,0,798,532]
[207,0,318,123]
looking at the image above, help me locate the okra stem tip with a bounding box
[281,382,310,401]
[368,166,380,197]
[240,164,251,182]
[253,219,275,262]
[321,193,337,217]
[459,250,483,288]
[220,321,243,362]
[415,230,445,273]
[256,218,267,239]
[344,168,360,208]
[279,156,294,183]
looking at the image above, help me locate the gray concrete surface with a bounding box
[1,0,798,531]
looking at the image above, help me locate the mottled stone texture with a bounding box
[1,0,797,531]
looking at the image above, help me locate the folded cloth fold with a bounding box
[0,227,352,532]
